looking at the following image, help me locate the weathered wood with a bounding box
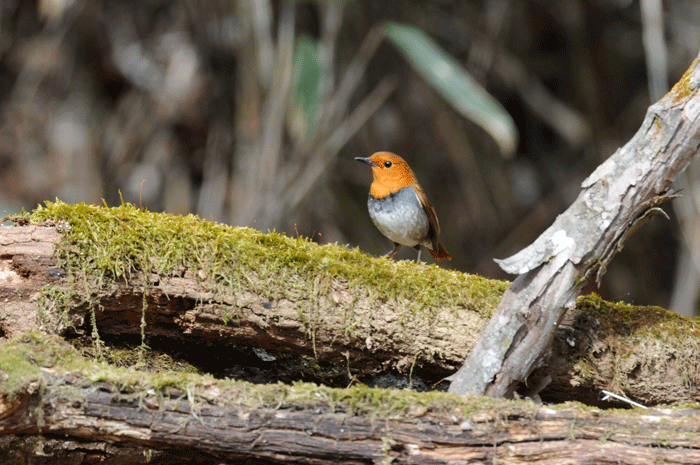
[0,222,493,380]
[448,54,700,397]
[3,221,700,406]
[0,436,179,465]
[2,336,700,465]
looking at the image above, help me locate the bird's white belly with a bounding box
[367,187,429,247]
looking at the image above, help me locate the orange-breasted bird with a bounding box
[355,152,451,262]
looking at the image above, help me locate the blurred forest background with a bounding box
[0,0,699,314]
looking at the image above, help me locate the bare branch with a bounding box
[448,54,700,397]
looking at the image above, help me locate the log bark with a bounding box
[4,211,700,463]
[3,334,700,465]
[0,223,494,380]
[3,220,700,406]
[448,54,700,397]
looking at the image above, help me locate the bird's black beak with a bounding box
[355,157,378,167]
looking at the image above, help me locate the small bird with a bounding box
[355,152,451,262]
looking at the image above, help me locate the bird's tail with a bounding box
[429,243,451,261]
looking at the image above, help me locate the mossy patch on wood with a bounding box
[5,200,507,384]
[563,294,700,404]
[24,200,507,318]
[0,331,521,419]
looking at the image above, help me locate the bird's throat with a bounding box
[370,182,396,199]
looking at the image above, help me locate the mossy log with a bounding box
[3,333,700,465]
[0,209,500,380]
[2,204,700,410]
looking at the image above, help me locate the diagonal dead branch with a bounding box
[448,54,700,397]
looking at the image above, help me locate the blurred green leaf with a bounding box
[291,34,321,139]
[386,22,518,157]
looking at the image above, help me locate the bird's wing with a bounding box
[412,185,441,249]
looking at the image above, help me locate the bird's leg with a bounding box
[385,243,401,259]
[414,245,422,262]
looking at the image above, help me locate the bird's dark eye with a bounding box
[384,160,392,168]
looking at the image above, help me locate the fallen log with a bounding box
[2,333,700,465]
[2,206,700,407]
[0,209,500,380]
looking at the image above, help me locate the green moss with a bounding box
[26,200,506,322]
[0,331,78,397]
[0,331,209,400]
[573,294,700,393]
[70,337,201,374]
[0,349,40,398]
[12,200,509,385]
[13,331,681,438]
[0,331,527,419]
[36,285,85,333]
[576,294,700,341]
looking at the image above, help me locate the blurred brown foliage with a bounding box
[0,0,697,310]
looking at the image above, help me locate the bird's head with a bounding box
[355,152,417,198]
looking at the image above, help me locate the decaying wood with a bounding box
[0,223,491,379]
[0,436,175,465]
[3,222,700,407]
[448,55,700,397]
[2,336,700,465]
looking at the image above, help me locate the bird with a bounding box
[355,152,451,262]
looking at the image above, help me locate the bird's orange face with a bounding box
[359,152,418,199]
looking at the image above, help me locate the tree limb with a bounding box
[448,55,700,396]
